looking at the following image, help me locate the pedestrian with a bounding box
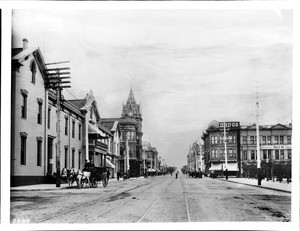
[107,168,110,181]
[175,171,179,179]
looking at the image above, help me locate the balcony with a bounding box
[89,140,108,152]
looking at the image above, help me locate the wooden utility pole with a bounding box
[45,62,70,187]
[223,122,228,180]
[256,92,262,186]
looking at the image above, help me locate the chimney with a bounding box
[22,38,28,50]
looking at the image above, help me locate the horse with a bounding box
[61,168,78,187]
[70,168,91,188]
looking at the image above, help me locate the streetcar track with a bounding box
[85,177,170,223]
[179,176,191,222]
[137,178,175,223]
[35,177,164,223]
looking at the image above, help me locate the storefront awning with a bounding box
[223,163,238,171]
[88,124,107,138]
[209,163,222,171]
[105,158,115,168]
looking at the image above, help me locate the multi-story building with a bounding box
[240,123,292,179]
[187,141,204,173]
[68,91,113,169]
[142,141,158,173]
[11,39,112,186]
[201,120,292,179]
[101,118,121,178]
[119,89,143,177]
[202,120,240,177]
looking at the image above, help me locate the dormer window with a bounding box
[30,60,36,84]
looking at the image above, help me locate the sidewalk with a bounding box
[218,177,291,193]
[10,176,144,191]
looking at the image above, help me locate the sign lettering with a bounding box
[219,122,240,129]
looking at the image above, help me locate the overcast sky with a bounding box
[12,9,292,168]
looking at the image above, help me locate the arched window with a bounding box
[30,61,37,84]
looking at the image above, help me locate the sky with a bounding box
[12,9,293,168]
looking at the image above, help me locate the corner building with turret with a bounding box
[119,89,143,177]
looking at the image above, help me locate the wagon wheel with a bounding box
[102,173,108,187]
[90,177,98,188]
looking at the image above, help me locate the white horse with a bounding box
[71,168,91,188]
[61,168,78,187]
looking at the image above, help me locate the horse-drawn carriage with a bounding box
[82,166,108,188]
[61,166,109,189]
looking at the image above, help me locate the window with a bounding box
[78,150,82,169]
[21,90,28,119]
[263,150,267,159]
[211,149,215,158]
[233,135,236,144]
[251,150,255,160]
[274,136,279,144]
[243,136,247,144]
[65,117,68,135]
[243,150,247,160]
[287,135,291,144]
[48,107,51,129]
[72,120,75,138]
[20,132,27,165]
[233,149,237,159]
[65,147,69,168]
[37,99,43,124]
[228,149,233,158]
[267,136,271,144]
[268,150,272,159]
[90,108,93,120]
[228,136,233,144]
[220,149,224,159]
[280,136,284,144]
[48,137,53,159]
[280,150,284,159]
[288,150,291,159]
[78,124,81,140]
[30,61,36,84]
[262,136,266,144]
[72,148,75,168]
[275,150,279,160]
[37,137,42,166]
[211,137,214,145]
[250,136,255,145]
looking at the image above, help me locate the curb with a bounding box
[218,178,291,194]
[10,177,146,192]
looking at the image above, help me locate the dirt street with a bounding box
[11,174,291,223]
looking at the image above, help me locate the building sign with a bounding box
[261,145,292,150]
[219,122,240,129]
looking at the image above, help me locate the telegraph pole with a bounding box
[45,62,71,187]
[256,93,262,185]
[223,122,228,180]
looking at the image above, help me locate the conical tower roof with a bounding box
[122,88,141,118]
[126,88,136,105]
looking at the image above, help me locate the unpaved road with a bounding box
[11,175,291,223]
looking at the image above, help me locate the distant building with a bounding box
[240,123,292,179]
[119,89,143,177]
[102,88,143,177]
[202,120,240,177]
[142,141,158,173]
[201,120,292,179]
[187,141,204,173]
[101,118,121,178]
